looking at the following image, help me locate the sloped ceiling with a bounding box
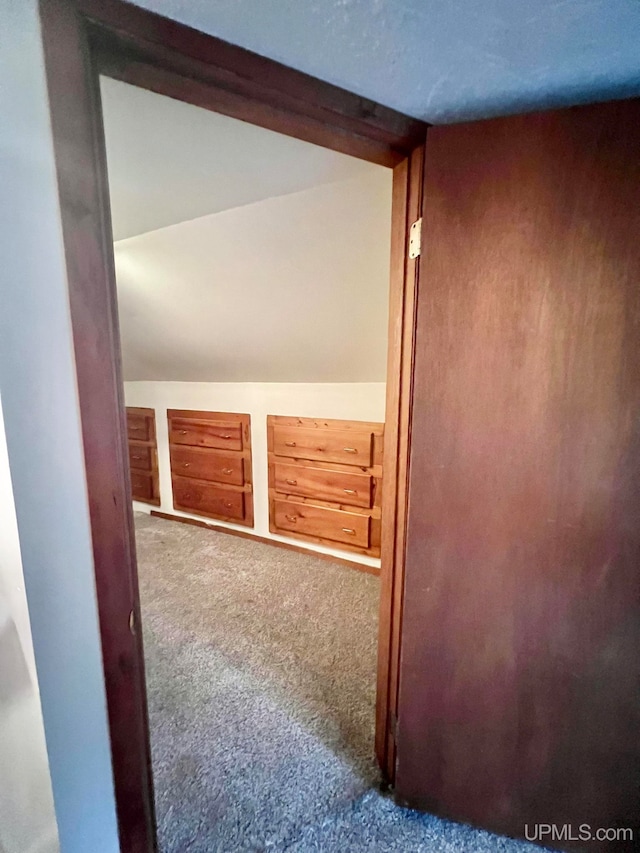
[130,0,640,123]
[103,81,391,383]
[114,174,391,382]
[101,78,378,240]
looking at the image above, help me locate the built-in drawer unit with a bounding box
[273,499,371,548]
[273,462,373,508]
[130,469,155,503]
[272,425,373,467]
[128,444,153,471]
[172,476,246,522]
[127,410,152,442]
[171,446,244,487]
[126,407,160,506]
[168,409,253,527]
[169,417,243,452]
[268,415,384,558]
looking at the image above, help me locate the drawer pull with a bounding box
[224,501,233,509]
[130,426,143,431]
[220,434,232,440]
[132,455,142,460]
[285,479,297,486]
[183,462,190,468]
[179,430,187,435]
[343,488,357,495]
[221,468,233,475]
[285,441,297,447]
[343,447,357,454]
[285,514,297,523]
[342,527,356,535]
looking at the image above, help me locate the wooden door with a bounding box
[396,99,640,851]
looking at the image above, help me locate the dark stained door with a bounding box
[396,99,640,851]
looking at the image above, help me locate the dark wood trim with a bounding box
[38,0,425,849]
[149,511,381,577]
[376,145,425,781]
[79,0,427,168]
[38,1,157,851]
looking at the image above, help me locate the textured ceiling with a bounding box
[101,78,377,239]
[130,0,640,123]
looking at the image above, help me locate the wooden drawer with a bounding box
[173,476,245,522]
[274,462,372,508]
[171,446,244,486]
[129,444,153,471]
[127,412,151,442]
[274,499,370,548]
[131,470,154,502]
[273,426,372,466]
[170,417,243,451]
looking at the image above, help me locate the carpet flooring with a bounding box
[135,513,542,853]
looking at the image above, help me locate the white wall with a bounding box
[125,381,386,567]
[0,2,119,851]
[0,396,58,853]
[114,172,391,383]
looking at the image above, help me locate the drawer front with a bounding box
[129,444,153,471]
[274,499,370,548]
[274,462,372,508]
[173,477,245,521]
[127,413,151,442]
[170,418,243,451]
[131,470,154,502]
[273,426,373,466]
[171,446,244,486]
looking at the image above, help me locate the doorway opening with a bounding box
[101,76,392,847]
[39,1,426,847]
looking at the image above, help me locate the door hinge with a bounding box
[408,217,422,259]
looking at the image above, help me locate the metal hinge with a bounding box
[408,217,422,259]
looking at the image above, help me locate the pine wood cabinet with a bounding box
[168,409,254,526]
[126,407,160,506]
[267,415,383,558]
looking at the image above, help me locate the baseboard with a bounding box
[149,510,380,576]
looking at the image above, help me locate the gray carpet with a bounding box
[135,513,542,853]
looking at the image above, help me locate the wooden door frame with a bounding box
[38,1,428,849]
